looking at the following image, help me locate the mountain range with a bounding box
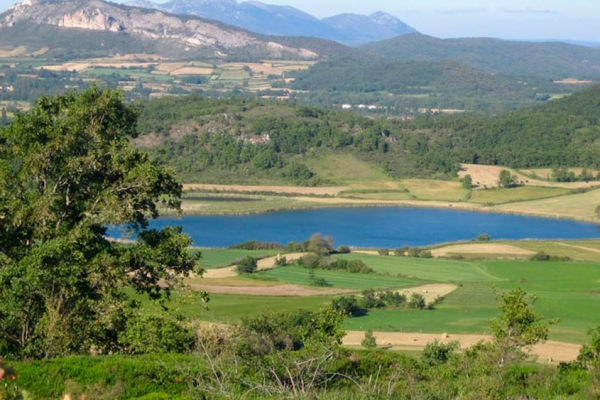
[126,0,417,46]
[0,0,331,59]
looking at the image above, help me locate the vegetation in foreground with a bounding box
[2,85,600,400]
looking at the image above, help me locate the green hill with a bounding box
[134,84,600,184]
[362,33,600,79]
[288,56,577,112]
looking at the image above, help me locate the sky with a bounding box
[0,0,598,42]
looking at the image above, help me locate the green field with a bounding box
[343,260,600,342]
[174,247,600,343]
[507,240,600,262]
[469,186,572,204]
[259,266,420,290]
[192,248,281,269]
[334,254,501,283]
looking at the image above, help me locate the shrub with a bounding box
[408,293,427,310]
[361,331,377,349]
[119,313,196,355]
[337,245,351,254]
[378,248,390,256]
[476,233,491,242]
[229,241,284,250]
[236,256,258,274]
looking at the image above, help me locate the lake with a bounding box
[109,207,600,248]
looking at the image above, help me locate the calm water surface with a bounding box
[110,207,600,248]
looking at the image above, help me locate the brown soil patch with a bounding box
[190,283,352,297]
[183,184,347,196]
[432,244,535,258]
[396,284,458,304]
[0,46,27,57]
[257,253,308,270]
[343,331,580,363]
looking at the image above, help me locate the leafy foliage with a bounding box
[0,87,202,359]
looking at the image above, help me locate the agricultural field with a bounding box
[193,248,281,269]
[179,244,600,346]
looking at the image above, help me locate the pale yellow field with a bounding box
[170,67,213,75]
[0,46,27,57]
[402,179,468,201]
[493,188,600,220]
[431,244,535,258]
[460,164,599,189]
[521,167,600,179]
[183,184,347,196]
[343,332,579,363]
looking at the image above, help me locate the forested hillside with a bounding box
[288,56,577,112]
[362,33,600,79]
[135,84,600,184]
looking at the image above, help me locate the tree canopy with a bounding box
[0,86,201,359]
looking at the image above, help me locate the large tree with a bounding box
[0,87,202,359]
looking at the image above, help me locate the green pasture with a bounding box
[334,254,501,283]
[191,248,281,269]
[508,240,600,262]
[302,153,401,189]
[340,189,413,201]
[187,293,334,325]
[469,186,572,204]
[402,179,469,202]
[258,266,421,290]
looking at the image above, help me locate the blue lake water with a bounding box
[108,207,600,248]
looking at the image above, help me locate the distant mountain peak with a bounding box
[122,0,416,46]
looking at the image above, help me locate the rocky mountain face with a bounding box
[0,0,320,59]
[126,0,417,46]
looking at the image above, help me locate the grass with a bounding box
[402,179,469,202]
[334,254,501,283]
[178,195,324,215]
[469,186,572,204]
[493,187,600,220]
[259,266,421,290]
[339,189,413,201]
[192,248,281,269]
[302,153,401,189]
[190,293,335,324]
[507,240,600,262]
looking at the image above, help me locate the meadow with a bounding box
[184,247,600,344]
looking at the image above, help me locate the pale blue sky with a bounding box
[0,0,598,42]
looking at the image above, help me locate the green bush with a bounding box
[119,313,196,355]
[235,256,258,274]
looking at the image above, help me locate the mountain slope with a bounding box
[127,0,417,46]
[0,0,327,59]
[362,33,600,79]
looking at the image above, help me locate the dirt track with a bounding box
[343,331,580,363]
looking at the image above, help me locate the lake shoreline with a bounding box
[169,197,600,224]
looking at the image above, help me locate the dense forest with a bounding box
[361,33,600,79]
[288,56,576,112]
[135,84,600,184]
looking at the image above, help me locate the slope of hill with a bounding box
[288,56,582,113]
[362,33,600,79]
[0,0,331,60]
[132,84,600,185]
[127,0,416,46]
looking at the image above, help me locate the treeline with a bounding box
[134,84,600,184]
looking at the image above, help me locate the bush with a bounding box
[229,241,284,250]
[236,256,258,274]
[119,313,196,355]
[476,233,491,242]
[361,331,377,349]
[378,248,390,256]
[338,245,351,254]
[408,293,427,310]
